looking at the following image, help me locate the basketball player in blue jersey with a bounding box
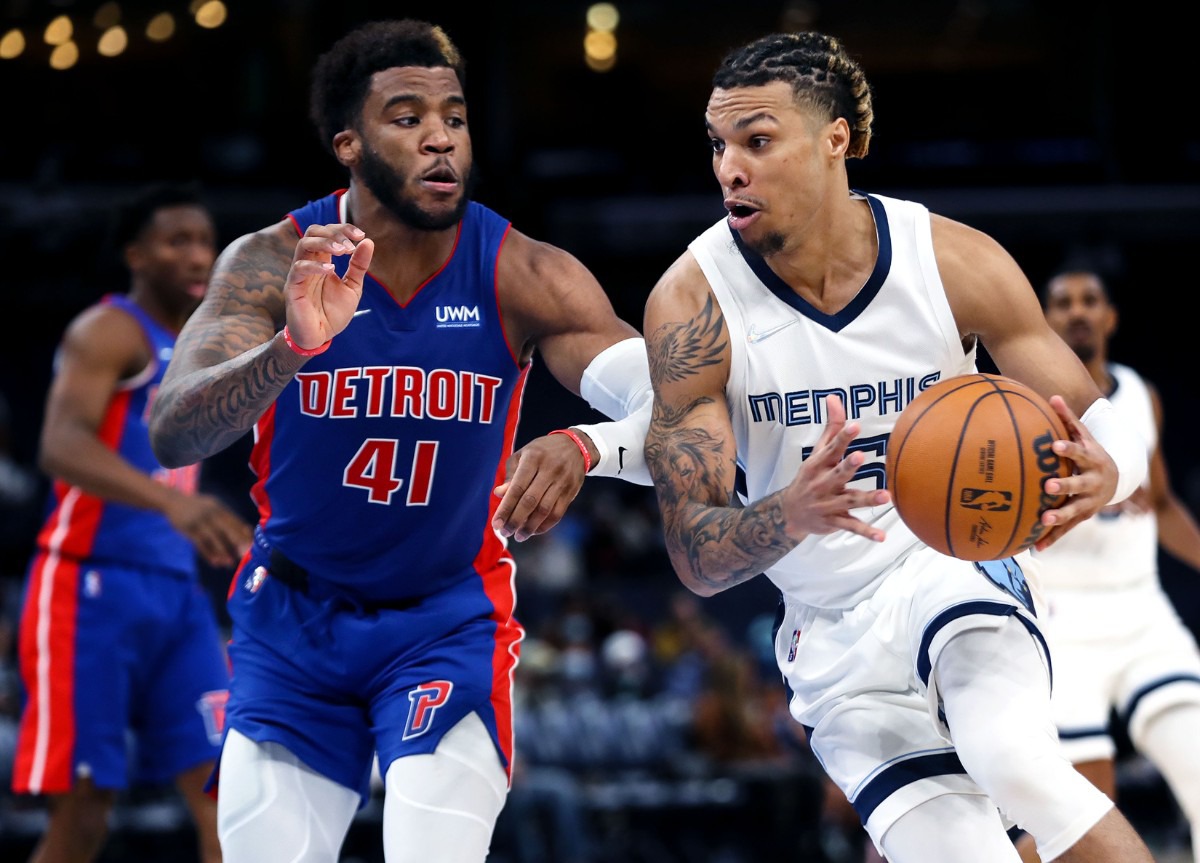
[642,32,1154,863]
[11,184,252,863]
[147,19,652,863]
[1012,268,1200,862]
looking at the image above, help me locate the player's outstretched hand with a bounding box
[285,223,375,351]
[492,433,589,542]
[165,493,253,569]
[782,395,889,543]
[1035,394,1118,550]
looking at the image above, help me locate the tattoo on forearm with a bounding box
[153,341,299,465]
[150,232,298,465]
[648,295,726,384]
[646,369,793,593]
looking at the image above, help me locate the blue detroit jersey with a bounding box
[251,191,526,603]
[35,294,199,577]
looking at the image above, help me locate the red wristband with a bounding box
[283,325,331,357]
[549,428,592,474]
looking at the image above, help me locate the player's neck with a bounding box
[127,283,191,333]
[343,188,460,304]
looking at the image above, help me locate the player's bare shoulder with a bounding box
[496,226,598,302]
[645,249,716,328]
[495,225,613,346]
[61,302,153,376]
[645,250,729,388]
[928,212,1035,335]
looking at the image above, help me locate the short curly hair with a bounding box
[109,181,206,249]
[713,32,874,159]
[309,19,466,154]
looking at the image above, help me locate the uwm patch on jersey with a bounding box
[403,680,453,740]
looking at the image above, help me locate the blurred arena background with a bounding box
[0,1,1197,860]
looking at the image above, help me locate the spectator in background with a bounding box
[1015,268,1200,862]
[10,183,252,863]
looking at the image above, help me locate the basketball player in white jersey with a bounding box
[642,31,1153,862]
[1013,269,1200,862]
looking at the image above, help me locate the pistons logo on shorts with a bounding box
[403,680,453,740]
[196,690,229,746]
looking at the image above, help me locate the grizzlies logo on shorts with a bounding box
[975,557,1034,614]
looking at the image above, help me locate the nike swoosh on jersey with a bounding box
[746,319,798,343]
[618,446,627,472]
[352,308,373,317]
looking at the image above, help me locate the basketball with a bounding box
[886,373,1072,561]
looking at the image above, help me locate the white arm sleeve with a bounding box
[578,337,652,420]
[1080,397,1147,504]
[572,403,653,486]
[571,337,654,485]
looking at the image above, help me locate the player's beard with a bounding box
[358,142,474,231]
[743,230,786,259]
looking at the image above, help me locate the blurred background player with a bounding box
[1015,267,1200,863]
[10,183,253,863]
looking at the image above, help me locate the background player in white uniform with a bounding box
[1014,268,1200,863]
[642,31,1152,863]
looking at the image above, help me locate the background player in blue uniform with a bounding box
[641,30,1152,863]
[148,20,652,863]
[12,183,252,863]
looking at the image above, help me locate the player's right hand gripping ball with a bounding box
[886,373,1073,561]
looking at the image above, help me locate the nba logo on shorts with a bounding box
[244,566,268,593]
[787,629,801,662]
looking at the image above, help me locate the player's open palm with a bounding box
[285,222,375,349]
[782,395,889,543]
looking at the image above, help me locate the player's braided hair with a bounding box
[713,32,873,159]
[309,19,466,154]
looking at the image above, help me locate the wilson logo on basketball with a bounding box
[1016,431,1063,550]
[886,373,1072,561]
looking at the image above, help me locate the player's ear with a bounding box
[333,129,360,168]
[123,241,143,272]
[826,117,850,159]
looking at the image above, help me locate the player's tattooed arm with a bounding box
[150,223,308,467]
[645,292,794,596]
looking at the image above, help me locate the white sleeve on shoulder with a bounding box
[570,337,653,486]
[1079,397,1147,504]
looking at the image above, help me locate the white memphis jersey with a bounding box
[688,192,977,609]
[1033,362,1158,590]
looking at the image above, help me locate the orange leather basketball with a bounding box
[886,373,1072,561]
